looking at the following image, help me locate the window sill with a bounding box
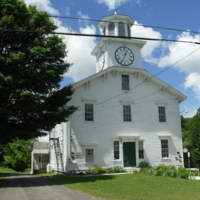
[161,158,171,161]
[114,160,122,165]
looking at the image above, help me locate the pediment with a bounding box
[73,66,187,103]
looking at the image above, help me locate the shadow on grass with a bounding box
[0,172,116,188]
[51,174,116,185]
[0,173,60,188]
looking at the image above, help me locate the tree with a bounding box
[3,138,31,171]
[181,108,200,168]
[189,108,200,168]
[0,0,76,144]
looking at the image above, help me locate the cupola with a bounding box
[99,14,134,37]
[92,13,146,72]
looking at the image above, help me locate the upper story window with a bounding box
[85,103,94,121]
[114,141,120,160]
[123,105,132,122]
[158,106,166,122]
[161,139,169,158]
[119,22,125,36]
[121,75,130,90]
[108,22,115,35]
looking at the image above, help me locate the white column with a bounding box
[125,23,128,37]
[115,22,119,36]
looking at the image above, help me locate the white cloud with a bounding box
[66,26,97,81]
[131,22,162,63]
[184,73,200,100]
[146,31,200,102]
[38,134,49,142]
[23,0,59,15]
[56,23,97,82]
[77,10,90,25]
[64,7,71,16]
[23,0,97,82]
[155,32,200,74]
[95,0,130,10]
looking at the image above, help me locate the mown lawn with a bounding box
[0,167,17,181]
[48,173,200,200]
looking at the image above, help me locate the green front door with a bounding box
[123,142,136,167]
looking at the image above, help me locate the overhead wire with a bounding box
[0,28,200,45]
[80,46,200,111]
[1,11,200,117]
[2,11,200,35]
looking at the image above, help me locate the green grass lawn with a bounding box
[0,167,18,181]
[48,173,200,200]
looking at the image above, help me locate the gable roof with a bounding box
[73,66,187,103]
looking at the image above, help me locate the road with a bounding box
[0,173,101,200]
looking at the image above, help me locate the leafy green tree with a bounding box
[189,109,200,168]
[0,0,76,144]
[181,108,200,168]
[3,138,31,171]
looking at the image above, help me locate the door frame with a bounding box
[123,141,136,167]
[120,137,140,168]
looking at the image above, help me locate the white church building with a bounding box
[48,13,186,172]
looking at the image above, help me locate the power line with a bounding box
[71,46,200,115]
[1,29,200,45]
[91,47,200,108]
[2,11,200,35]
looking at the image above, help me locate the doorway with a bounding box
[123,142,136,167]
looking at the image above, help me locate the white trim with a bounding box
[119,135,140,141]
[119,100,134,105]
[81,144,97,148]
[72,67,186,102]
[158,134,171,138]
[155,102,168,105]
[81,99,97,103]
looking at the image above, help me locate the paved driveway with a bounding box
[0,173,101,200]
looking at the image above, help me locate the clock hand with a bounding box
[121,50,127,62]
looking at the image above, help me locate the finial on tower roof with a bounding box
[114,0,118,15]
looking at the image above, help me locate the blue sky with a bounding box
[23,0,200,117]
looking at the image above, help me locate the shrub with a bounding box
[106,167,113,173]
[179,171,189,179]
[3,139,31,171]
[86,169,93,175]
[155,165,170,176]
[113,165,125,173]
[139,161,149,169]
[178,167,189,179]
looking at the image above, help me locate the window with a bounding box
[85,103,93,121]
[119,22,125,36]
[158,106,166,122]
[123,105,132,122]
[85,149,94,162]
[108,22,115,35]
[114,141,120,159]
[103,26,106,35]
[138,141,144,159]
[121,75,130,90]
[161,140,169,158]
[127,25,131,37]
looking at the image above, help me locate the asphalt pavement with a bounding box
[0,173,101,200]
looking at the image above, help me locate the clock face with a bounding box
[115,46,134,66]
[97,51,105,71]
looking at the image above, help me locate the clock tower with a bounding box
[92,14,146,72]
